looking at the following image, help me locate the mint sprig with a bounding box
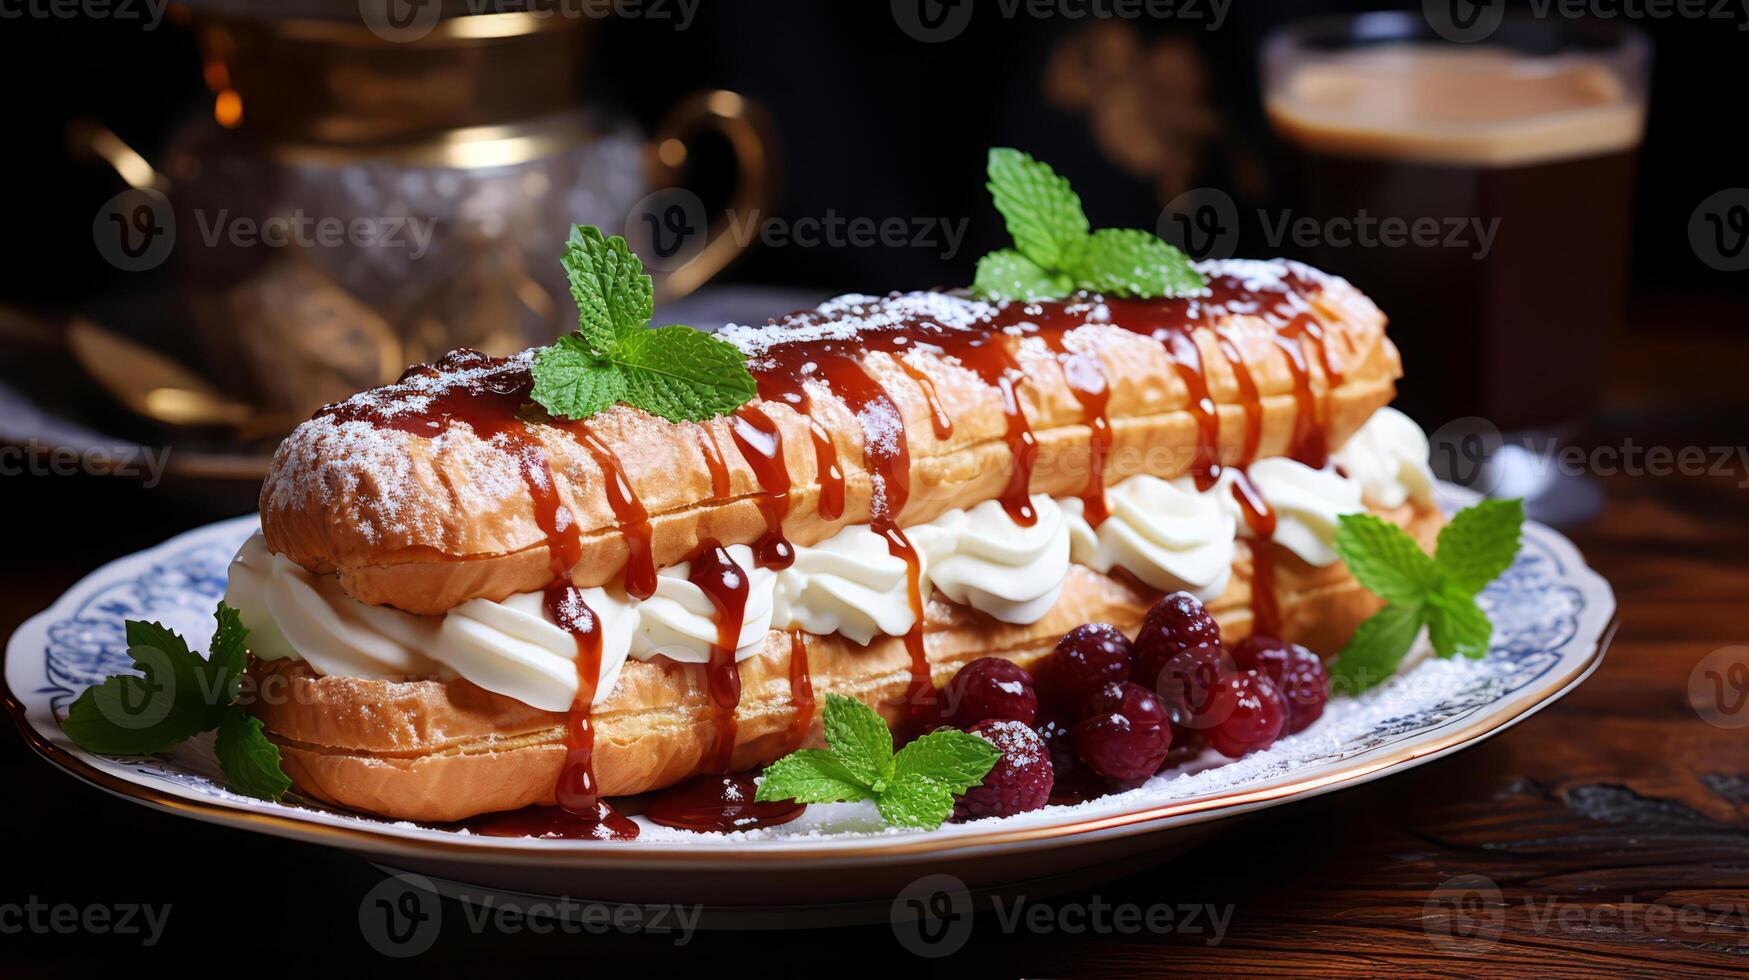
[755,694,1000,829]
[1332,498,1525,691]
[60,602,292,801]
[973,148,1206,302]
[532,225,756,423]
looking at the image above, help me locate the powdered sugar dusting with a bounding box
[265,351,540,547]
[719,291,1000,363]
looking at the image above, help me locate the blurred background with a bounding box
[0,0,1744,523]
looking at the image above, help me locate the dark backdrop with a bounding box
[1,0,1743,315]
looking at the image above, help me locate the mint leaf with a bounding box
[754,749,874,804]
[974,148,1205,302]
[891,728,1000,796]
[820,693,894,787]
[1334,513,1438,605]
[987,148,1089,270]
[531,336,628,421]
[973,249,1071,302]
[1435,498,1524,595]
[61,622,221,754]
[214,707,291,801]
[206,601,249,707]
[875,774,957,829]
[1073,228,1206,299]
[606,325,758,423]
[562,225,652,352]
[1424,584,1492,659]
[1331,602,1423,693]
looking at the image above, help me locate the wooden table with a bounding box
[3,434,1746,975]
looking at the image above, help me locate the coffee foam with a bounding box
[1267,45,1645,168]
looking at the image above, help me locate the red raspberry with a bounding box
[1154,642,1236,743]
[941,656,1038,726]
[1232,635,1329,734]
[952,719,1054,821]
[1071,712,1172,781]
[1082,681,1170,729]
[1133,591,1223,690]
[1046,624,1134,706]
[1205,671,1287,758]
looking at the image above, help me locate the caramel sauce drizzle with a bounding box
[728,406,796,570]
[693,424,732,501]
[686,538,749,773]
[786,628,815,747]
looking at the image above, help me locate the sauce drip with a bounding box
[895,358,954,440]
[806,418,847,521]
[1163,329,1223,491]
[1214,331,1263,466]
[644,544,807,834]
[694,425,732,500]
[687,539,750,774]
[340,352,639,840]
[644,773,805,833]
[787,628,815,747]
[1229,471,1281,638]
[749,342,936,719]
[1047,342,1114,527]
[728,407,795,570]
[950,335,1039,526]
[572,425,658,600]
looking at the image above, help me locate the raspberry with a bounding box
[952,720,1054,821]
[941,657,1038,726]
[1133,591,1223,690]
[1232,636,1329,735]
[1205,671,1287,758]
[1082,681,1170,729]
[1046,623,1135,706]
[1071,712,1172,781]
[1154,642,1236,744]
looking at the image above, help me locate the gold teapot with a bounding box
[78,5,773,420]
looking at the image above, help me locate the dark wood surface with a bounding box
[3,412,1747,976]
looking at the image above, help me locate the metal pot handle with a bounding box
[640,90,776,302]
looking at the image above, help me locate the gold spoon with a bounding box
[65,319,300,437]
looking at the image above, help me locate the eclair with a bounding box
[231,258,1444,825]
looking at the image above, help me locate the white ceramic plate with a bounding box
[4,485,1614,908]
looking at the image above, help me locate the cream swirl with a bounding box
[434,588,637,712]
[772,527,916,645]
[1332,406,1435,509]
[224,533,444,679]
[630,544,776,664]
[910,495,1072,625]
[225,533,638,711]
[1226,458,1365,566]
[1061,475,1236,600]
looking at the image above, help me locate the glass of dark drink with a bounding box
[1262,12,1649,437]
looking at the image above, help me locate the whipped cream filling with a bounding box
[772,527,916,645]
[1332,406,1436,510]
[229,407,1427,710]
[1225,457,1365,566]
[908,495,1073,625]
[1062,475,1236,600]
[632,544,776,664]
[225,533,638,712]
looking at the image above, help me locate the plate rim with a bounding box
[3,494,1617,867]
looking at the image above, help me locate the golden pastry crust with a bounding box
[261,266,1398,615]
[247,504,1440,823]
